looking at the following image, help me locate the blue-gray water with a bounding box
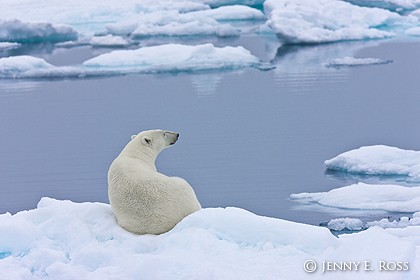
[1,36,420,226]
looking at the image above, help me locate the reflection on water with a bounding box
[0,80,41,94]
[190,73,223,96]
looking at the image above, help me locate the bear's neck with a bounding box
[121,145,158,171]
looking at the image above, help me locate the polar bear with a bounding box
[108,129,201,235]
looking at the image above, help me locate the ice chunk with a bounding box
[327,218,365,231]
[89,35,129,47]
[325,145,420,178]
[264,0,405,44]
[291,182,420,212]
[326,56,393,68]
[0,19,77,43]
[83,43,260,72]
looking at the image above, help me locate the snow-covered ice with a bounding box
[1,197,419,279]
[325,145,420,178]
[326,56,393,68]
[0,43,261,78]
[264,0,411,44]
[291,182,420,212]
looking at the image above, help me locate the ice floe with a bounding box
[325,145,420,178]
[291,182,420,212]
[1,197,420,279]
[0,43,261,78]
[264,0,412,44]
[83,43,260,72]
[325,56,393,68]
[0,19,77,43]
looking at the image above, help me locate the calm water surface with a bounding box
[1,36,420,225]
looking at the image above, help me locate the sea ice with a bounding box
[325,145,420,178]
[0,43,261,78]
[291,182,420,212]
[0,197,419,279]
[325,56,393,68]
[0,19,77,43]
[83,43,260,72]
[0,0,262,40]
[106,10,242,38]
[264,0,408,44]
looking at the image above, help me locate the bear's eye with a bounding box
[163,132,166,137]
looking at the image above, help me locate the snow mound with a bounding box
[264,0,406,44]
[327,218,364,231]
[1,197,420,279]
[89,35,129,47]
[325,145,420,178]
[83,43,260,72]
[291,182,420,212]
[326,56,393,68]
[0,19,77,43]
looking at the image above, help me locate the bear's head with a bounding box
[130,129,179,154]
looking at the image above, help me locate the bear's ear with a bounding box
[131,135,137,140]
[142,136,152,146]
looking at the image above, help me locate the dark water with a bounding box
[1,36,420,226]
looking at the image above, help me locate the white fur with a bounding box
[108,129,201,235]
